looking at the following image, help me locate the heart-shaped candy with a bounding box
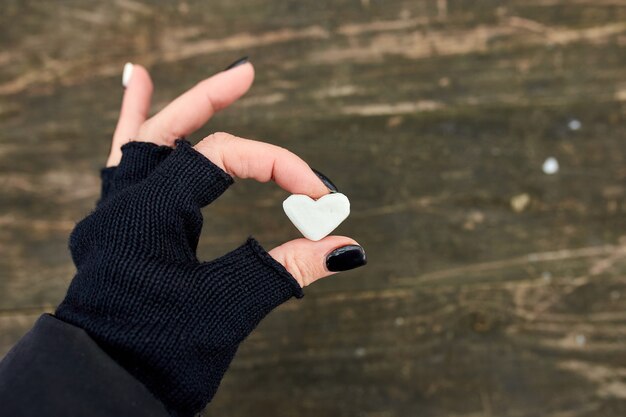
[283,193,350,241]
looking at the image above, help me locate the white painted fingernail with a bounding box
[122,62,134,88]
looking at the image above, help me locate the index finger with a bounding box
[194,132,330,199]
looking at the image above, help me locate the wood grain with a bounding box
[1,0,626,415]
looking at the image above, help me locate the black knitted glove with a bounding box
[56,140,303,416]
[99,141,172,203]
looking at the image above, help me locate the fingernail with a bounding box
[326,245,367,272]
[312,168,338,192]
[224,56,249,71]
[122,62,133,88]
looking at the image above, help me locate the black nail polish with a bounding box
[312,168,338,192]
[224,56,249,71]
[326,245,367,272]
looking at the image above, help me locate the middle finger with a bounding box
[137,61,254,146]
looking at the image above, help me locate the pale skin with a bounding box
[107,62,359,288]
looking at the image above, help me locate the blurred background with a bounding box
[2,0,626,416]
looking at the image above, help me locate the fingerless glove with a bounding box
[55,140,303,416]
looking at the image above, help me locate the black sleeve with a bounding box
[0,314,169,417]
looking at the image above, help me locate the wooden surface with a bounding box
[2,1,626,415]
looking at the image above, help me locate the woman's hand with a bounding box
[106,60,365,287]
[0,58,367,417]
[54,60,366,416]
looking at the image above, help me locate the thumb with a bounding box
[269,236,367,287]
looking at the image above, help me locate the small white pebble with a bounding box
[575,334,586,346]
[354,347,366,358]
[510,193,530,213]
[542,157,559,175]
[542,271,552,282]
[394,317,405,326]
[568,119,582,131]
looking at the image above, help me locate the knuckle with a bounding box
[196,133,234,172]
[201,131,233,148]
[282,252,313,288]
[209,131,232,142]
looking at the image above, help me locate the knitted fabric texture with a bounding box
[56,140,304,417]
[100,141,173,203]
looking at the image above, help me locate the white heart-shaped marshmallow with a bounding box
[283,193,350,241]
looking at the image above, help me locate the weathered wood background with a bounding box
[2,0,626,415]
